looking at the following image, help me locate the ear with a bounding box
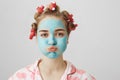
[67,36,69,44]
[36,36,38,44]
[67,40,69,44]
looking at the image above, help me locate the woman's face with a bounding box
[37,16,68,59]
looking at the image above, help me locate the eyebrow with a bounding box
[39,30,48,32]
[55,29,65,32]
[39,29,65,32]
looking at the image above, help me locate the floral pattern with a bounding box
[9,59,95,80]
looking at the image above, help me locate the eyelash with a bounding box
[40,32,65,38]
[55,32,64,38]
[40,33,49,38]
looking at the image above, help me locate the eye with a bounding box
[55,32,65,38]
[40,33,49,38]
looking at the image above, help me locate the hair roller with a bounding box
[49,1,56,11]
[37,5,44,14]
[31,23,37,31]
[29,23,37,40]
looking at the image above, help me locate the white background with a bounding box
[0,0,120,80]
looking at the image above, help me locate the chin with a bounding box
[46,52,59,59]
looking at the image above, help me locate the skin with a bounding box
[37,16,68,59]
[36,16,68,80]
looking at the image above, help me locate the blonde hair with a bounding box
[31,2,77,36]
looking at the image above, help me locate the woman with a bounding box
[9,1,95,80]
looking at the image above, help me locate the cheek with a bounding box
[37,37,47,49]
[57,37,68,50]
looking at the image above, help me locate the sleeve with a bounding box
[8,68,31,80]
[81,72,96,80]
[8,71,27,80]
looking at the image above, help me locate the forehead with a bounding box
[38,16,66,30]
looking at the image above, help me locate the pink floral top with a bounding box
[9,59,96,80]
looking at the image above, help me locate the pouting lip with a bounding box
[47,46,58,52]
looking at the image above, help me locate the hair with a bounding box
[31,2,77,36]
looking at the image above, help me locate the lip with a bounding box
[47,46,57,52]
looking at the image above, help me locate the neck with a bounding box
[39,55,66,72]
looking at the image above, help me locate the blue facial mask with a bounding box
[37,17,68,58]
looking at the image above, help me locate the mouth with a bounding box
[47,46,57,52]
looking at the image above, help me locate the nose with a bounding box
[48,35,57,45]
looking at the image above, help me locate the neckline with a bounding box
[35,59,72,80]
